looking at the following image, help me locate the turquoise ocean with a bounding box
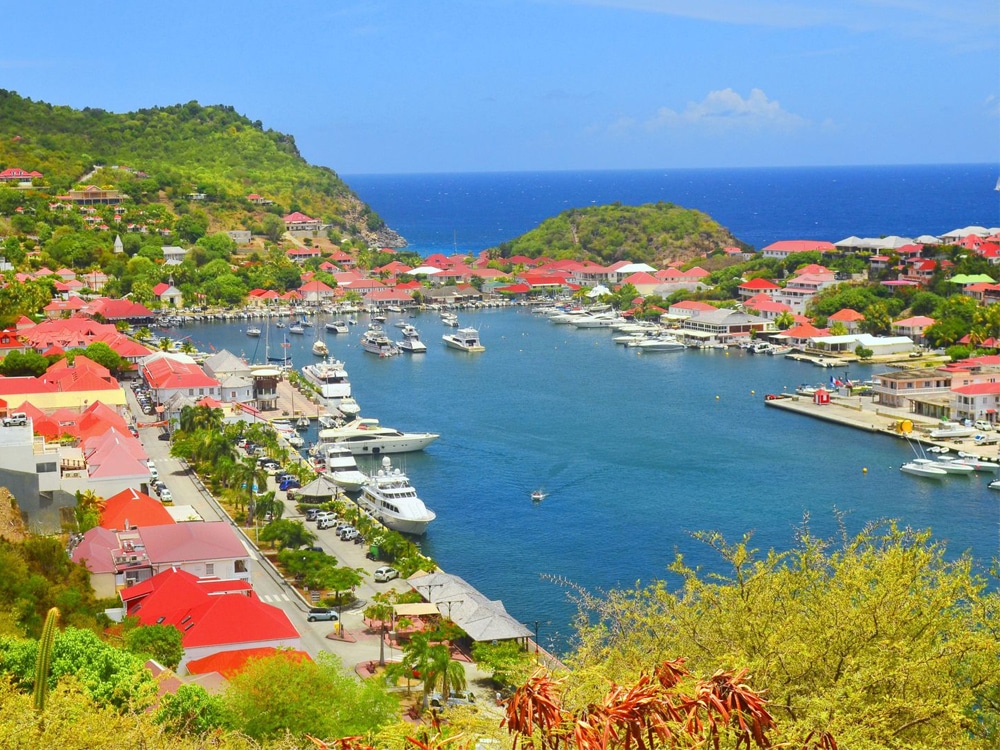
[180,165,999,652]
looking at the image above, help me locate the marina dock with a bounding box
[764,392,1000,460]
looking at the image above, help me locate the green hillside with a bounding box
[494,202,747,265]
[0,90,399,246]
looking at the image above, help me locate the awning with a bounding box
[394,603,440,617]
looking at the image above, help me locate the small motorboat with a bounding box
[989,479,1000,490]
[900,459,947,478]
[295,417,310,431]
[531,489,548,502]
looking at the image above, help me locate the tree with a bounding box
[259,518,315,550]
[74,490,104,532]
[859,300,891,334]
[828,320,848,336]
[472,640,535,689]
[0,350,51,377]
[774,310,795,330]
[154,682,230,735]
[566,522,1000,748]
[223,651,397,741]
[123,622,184,670]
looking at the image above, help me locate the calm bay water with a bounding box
[176,311,999,653]
[184,165,998,652]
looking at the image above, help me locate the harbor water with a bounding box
[172,311,999,653]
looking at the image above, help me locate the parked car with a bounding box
[314,510,336,523]
[279,477,301,491]
[159,488,173,503]
[974,420,993,432]
[373,566,399,583]
[340,527,360,542]
[275,472,295,484]
[152,480,167,496]
[304,508,320,521]
[148,463,159,479]
[306,607,339,622]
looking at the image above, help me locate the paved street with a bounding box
[128,387,495,693]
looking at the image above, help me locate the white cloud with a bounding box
[641,88,807,132]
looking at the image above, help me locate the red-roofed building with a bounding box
[743,298,793,320]
[119,567,299,669]
[772,271,837,313]
[298,279,336,303]
[286,246,322,262]
[891,315,935,344]
[0,167,43,185]
[187,647,311,679]
[152,282,183,308]
[141,353,220,404]
[283,212,321,232]
[73,522,251,598]
[950,381,1000,424]
[827,308,865,333]
[365,288,415,306]
[84,297,155,322]
[779,323,830,346]
[619,271,661,295]
[101,488,174,531]
[496,283,532,296]
[665,300,717,319]
[761,240,835,259]
[737,277,780,299]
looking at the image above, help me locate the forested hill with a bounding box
[494,202,747,266]
[0,90,402,246]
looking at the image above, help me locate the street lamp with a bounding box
[533,621,539,654]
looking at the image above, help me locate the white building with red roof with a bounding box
[283,211,322,232]
[140,353,220,405]
[891,315,935,344]
[0,167,43,185]
[664,300,718,320]
[72,521,252,598]
[119,568,299,670]
[152,282,183,308]
[737,277,781,299]
[761,240,836,259]
[772,271,837,313]
[298,279,336,303]
[100,488,175,531]
[950,381,1000,424]
[827,308,865,333]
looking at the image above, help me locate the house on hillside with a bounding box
[152,282,183,308]
[71,521,251,598]
[283,212,322,234]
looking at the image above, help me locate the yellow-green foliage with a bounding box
[565,521,1000,749]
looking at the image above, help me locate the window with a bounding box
[205,563,215,576]
[235,559,248,573]
[36,462,57,473]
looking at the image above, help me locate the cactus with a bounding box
[32,607,59,712]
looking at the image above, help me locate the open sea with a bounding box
[188,165,999,653]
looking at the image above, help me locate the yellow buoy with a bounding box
[716,395,720,400]
[862,467,868,474]
[750,390,755,396]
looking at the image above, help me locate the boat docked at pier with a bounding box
[301,358,351,400]
[899,458,948,478]
[359,456,436,535]
[361,326,399,357]
[314,443,367,491]
[443,327,485,352]
[316,417,439,455]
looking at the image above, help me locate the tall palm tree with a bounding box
[430,643,467,702]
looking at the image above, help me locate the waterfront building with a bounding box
[679,308,772,346]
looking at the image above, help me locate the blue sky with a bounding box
[3,1,997,174]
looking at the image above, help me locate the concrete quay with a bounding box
[763,392,1000,460]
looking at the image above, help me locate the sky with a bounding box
[2,1,998,175]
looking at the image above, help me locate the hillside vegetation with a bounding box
[495,202,747,265]
[0,90,401,247]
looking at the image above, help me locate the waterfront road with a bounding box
[129,389,494,694]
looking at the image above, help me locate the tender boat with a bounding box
[990,479,1000,490]
[441,312,459,327]
[934,457,975,474]
[246,326,262,337]
[312,339,329,356]
[359,456,436,536]
[531,489,547,502]
[295,417,310,431]
[954,453,1000,472]
[397,325,427,353]
[286,433,305,448]
[301,358,351,400]
[317,443,367,491]
[443,327,485,352]
[338,396,361,417]
[316,417,439,455]
[361,326,399,357]
[929,422,977,439]
[899,458,948,478]
[289,323,305,335]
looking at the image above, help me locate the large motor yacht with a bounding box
[359,456,436,536]
[316,417,439,455]
[301,358,351,400]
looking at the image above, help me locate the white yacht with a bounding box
[571,311,621,328]
[361,326,399,357]
[359,456,437,536]
[316,417,439,455]
[326,321,350,334]
[246,326,262,337]
[301,358,351,400]
[295,417,310,431]
[627,335,686,352]
[312,339,329,357]
[289,323,305,335]
[397,325,427,353]
[929,422,977,439]
[899,458,948,478]
[316,443,367,491]
[443,327,485,352]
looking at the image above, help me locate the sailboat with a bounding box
[267,329,293,368]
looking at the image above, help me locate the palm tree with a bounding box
[429,643,466,702]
